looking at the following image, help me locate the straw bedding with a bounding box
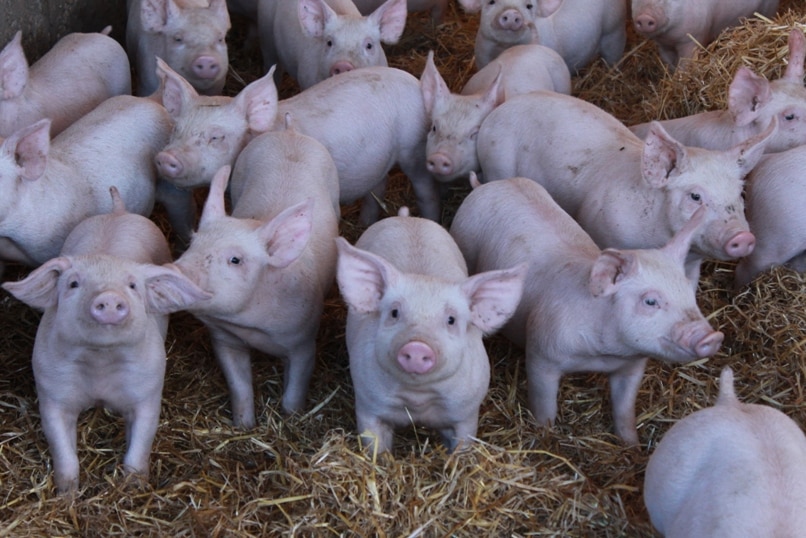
[2,1,806,535]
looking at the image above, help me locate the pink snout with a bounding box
[155,151,184,180]
[497,9,524,31]
[192,56,221,80]
[633,14,657,34]
[724,231,756,259]
[397,341,436,374]
[90,291,130,325]
[694,331,724,358]
[330,61,355,77]
[426,152,454,177]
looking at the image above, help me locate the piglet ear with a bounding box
[372,0,407,45]
[5,118,51,181]
[728,115,776,175]
[258,198,313,269]
[142,263,212,314]
[589,249,637,297]
[641,121,689,188]
[784,28,806,84]
[235,65,278,135]
[462,262,526,334]
[208,0,230,23]
[0,31,28,100]
[2,257,72,311]
[141,0,172,32]
[199,165,231,226]
[727,67,772,127]
[157,56,198,118]
[662,206,706,266]
[420,50,449,116]
[535,0,563,18]
[335,237,399,313]
[298,0,332,38]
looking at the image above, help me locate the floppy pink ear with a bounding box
[2,257,72,311]
[589,250,637,298]
[784,28,806,83]
[335,237,400,314]
[0,31,29,100]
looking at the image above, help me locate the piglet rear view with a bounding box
[336,215,525,454]
[0,29,131,137]
[644,367,806,537]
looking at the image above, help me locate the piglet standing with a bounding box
[336,215,525,454]
[0,94,173,278]
[257,0,407,90]
[155,61,437,225]
[630,29,806,154]
[0,29,131,137]
[477,91,774,282]
[172,125,340,428]
[1,188,209,493]
[126,0,231,96]
[450,177,723,444]
[631,0,779,68]
[458,0,536,69]
[644,367,806,537]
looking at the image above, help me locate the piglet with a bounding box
[530,0,627,73]
[127,0,231,96]
[450,177,723,444]
[644,367,806,537]
[458,0,536,69]
[257,0,407,90]
[336,215,525,454]
[734,144,806,288]
[0,29,131,137]
[422,46,570,184]
[631,0,779,68]
[0,94,173,278]
[153,58,277,189]
[477,91,774,282]
[630,29,806,154]
[1,188,209,493]
[172,125,340,428]
[156,62,438,225]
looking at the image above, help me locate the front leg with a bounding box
[121,395,163,479]
[358,177,389,226]
[210,332,256,429]
[356,409,395,456]
[440,411,480,453]
[525,352,563,429]
[39,398,81,493]
[280,338,317,414]
[608,358,649,445]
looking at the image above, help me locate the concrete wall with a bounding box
[1,0,126,61]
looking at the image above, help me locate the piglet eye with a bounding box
[391,308,399,319]
[366,42,373,51]
[644,297,657,307]
[690,192,701,202]
[229,256,242,265]
[447,316,456,325]
[785,113,796,121]
[69,280,79,289]
[129,283,137,290]
[326,40,333,47]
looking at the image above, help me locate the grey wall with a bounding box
[1,0,126,61]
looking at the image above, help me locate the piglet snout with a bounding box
[674,320,724,359]
[695,331,724,358]
[330,61,355,77]
[497,9,524,31]
[426,152,455,177]
[633,14,657,34]
[192,56,221,80]
[91,291,130,325]
[397,341,436,374]
[724,231,755,259]
[155,151,185,179]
